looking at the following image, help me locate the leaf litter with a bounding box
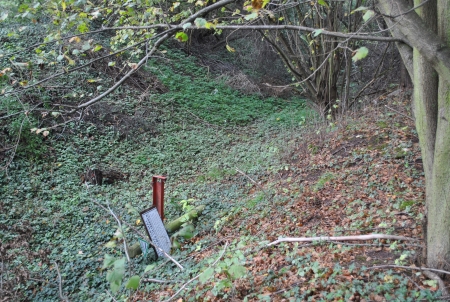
[135,100,444,301]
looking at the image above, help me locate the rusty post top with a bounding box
[153,175,167,181]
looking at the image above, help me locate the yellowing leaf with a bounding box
[352,47,369,62]
[226,44,236,52]
[93,45,102,52]
[175,32,188,42]
[61,1,66,12]
[69,36,81,43]
[105,241,117,248]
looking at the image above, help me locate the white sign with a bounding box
[140,207,171,259]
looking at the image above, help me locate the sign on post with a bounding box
[140,206,171,259]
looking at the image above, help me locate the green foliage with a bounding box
[103,255,126,293]
[125,275,140,290]
[353,47,369,62]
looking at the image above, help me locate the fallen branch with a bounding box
[423,270,449,296]
[369,264,450,295]
[162,242,229,302]
[141,278,177,284]
[267,234,419,246]
[367,264,450,276]
[53,261,69,302]
[92,199,132,262]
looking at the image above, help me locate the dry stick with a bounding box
[141,278,177,284]
[162,242,229,302]
[369,265,450,295]
[53,261,69,302]
[106,203,131,262]
[267,234,420,246]
[105,290,118,302]
[385,105,415,121]
[235,168,270,201]
[92,200,130,262]
[367,264,450,276]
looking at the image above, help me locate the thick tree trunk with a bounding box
[411,0,438,266]
[377,0,450,270]
[427,0,450,270]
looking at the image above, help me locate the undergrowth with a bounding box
[0,10,441,302]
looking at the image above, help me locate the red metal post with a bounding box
[152,175,167,220]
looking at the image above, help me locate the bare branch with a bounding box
[423,270,449,295]
[267,234,420,246]
[91,24,406,43]
[53,261,69,302]
[92,200,130,262]
[368,264,450,276]
[76,33,171,109]
[162,242,229,302]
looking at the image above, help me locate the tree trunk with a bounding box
[412,0,438,266]
[427,0,450,270]
[377,0,450,271]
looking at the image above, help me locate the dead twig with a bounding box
[92,200,130,262]
[267,234,420,246]
[162,242,229,302]
[53,261,69,302]
[367,264,450,276]
[235,168,270,201]
[385,105,414,121]
[141,278,177,284]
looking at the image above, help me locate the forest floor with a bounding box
[134,96,445,302]
[0,24,445,299]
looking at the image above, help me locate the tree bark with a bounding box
[427,0,450,271]
[377,0,450,81]
[377,0,450,271]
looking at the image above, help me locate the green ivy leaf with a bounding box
[77,22,89,33]
[125,275,140,290]
[352,47,369,62]
[199,267,214,283]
